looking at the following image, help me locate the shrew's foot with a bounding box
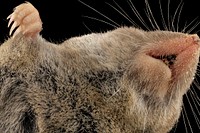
[7,2,42,38]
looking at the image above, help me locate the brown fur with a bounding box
[0,26,199,133]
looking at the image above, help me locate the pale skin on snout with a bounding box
[0,2,200,133]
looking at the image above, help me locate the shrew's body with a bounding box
[0,2,200,133]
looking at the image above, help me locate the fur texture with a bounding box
[0,26,199,132]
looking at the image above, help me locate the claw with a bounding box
[13,26,21,38]
[7,15,14,28]
[7,14,11,20]
[7,2,42,38]
[9,21,19,36]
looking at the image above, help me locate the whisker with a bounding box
[171,0,183,32]
[82,22,92,33]
[193,79,200,91]
[79,0,120,27]
[107,87,122,101]
[181,109,188,133]
[183,103,194,133]
[158,0,168,30]
[105,1,140,28]
[189,87,200,111]
[194,29,200,34]
[167,0,171,30]
[190,82,200,106]
[167,83,178,107]
[176,2,184,32]
[187,90,200,129]
[82,15,118,28]
[172,121,178,133]
[182,22,188,33]
[181,17,199,33]
[186,20,200,34]
[196,70,200,76]
[128,0,150,30]
[144,0,160,30]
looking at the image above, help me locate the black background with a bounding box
[0,0,200,132]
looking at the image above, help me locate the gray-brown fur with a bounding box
[0,25,199,133]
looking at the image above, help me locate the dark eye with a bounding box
[166,54,176,62]
[152,54,177,68]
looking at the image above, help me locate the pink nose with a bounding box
[189,34,200,45]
